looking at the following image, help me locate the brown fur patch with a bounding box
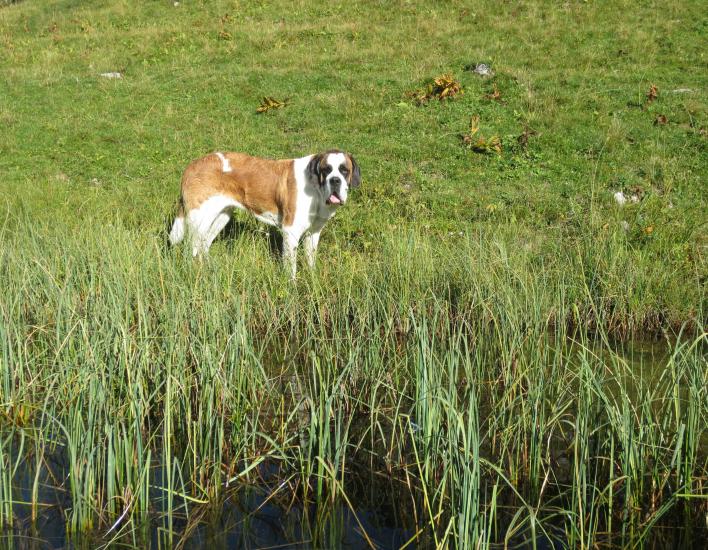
[343,154,353,183]
[180,152,298,226]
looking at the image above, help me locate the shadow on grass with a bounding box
[221,218,283,261]
[161,216,284,261]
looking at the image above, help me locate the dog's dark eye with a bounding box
[339,164,349,175]
[322,166,332,175]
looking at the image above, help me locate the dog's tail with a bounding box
[168,202,186,245]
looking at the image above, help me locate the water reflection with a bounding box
[5,454,411,549]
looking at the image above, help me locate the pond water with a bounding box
[5,467,698,550]
[7,482,411,549]
[2,437,581,549]
[5,448,416,549]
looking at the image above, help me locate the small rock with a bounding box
[620,221,630,231]
[613,191,627,206]
[99,72,122,79]
[472,63,493,77]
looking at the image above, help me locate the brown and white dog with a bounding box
[168,150,360,277]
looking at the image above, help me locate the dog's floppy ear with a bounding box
[348,154,361,187]
[306,153,324,185]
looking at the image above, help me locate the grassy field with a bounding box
[0,0,706,548]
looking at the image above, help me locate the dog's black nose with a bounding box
[329,176,341,185]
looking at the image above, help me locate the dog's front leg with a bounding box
[282,230,300,279]
[303,219,326,269]
[303,232,320,269]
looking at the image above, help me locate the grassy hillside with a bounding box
[0,1,706,548]
[1,0,706,328]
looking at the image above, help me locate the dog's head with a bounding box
[306,150,361,206]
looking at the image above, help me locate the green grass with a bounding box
[1,0,706,548]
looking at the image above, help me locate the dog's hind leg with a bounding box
[202,212,231,252]
[187,198,233,257]
[169,217,185,245]
[168,202,186,245]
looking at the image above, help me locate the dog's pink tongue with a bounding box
[328,194,341,205]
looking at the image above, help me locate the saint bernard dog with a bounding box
[168,150,360,277]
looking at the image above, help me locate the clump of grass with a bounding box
[407,74,464,104]
[462,115,502,154]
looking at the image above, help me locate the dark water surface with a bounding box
[4,443,417,549]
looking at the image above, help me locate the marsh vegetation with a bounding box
[1,0,706,548]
